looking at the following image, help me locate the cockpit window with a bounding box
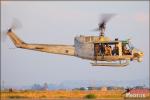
[85,37,90,42]
[128,40,134,50]
[122,40,134,50]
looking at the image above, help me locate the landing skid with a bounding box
[91,60,129,67]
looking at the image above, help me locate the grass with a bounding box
[1,90,149,99]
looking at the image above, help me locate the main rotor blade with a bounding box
[99,13,116,29]
[92,13,116,32]
[99,13,116,25]
[91,28,99,31]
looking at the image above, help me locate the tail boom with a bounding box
[7,29,75,56]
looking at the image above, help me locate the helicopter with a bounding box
[6,14,143,67]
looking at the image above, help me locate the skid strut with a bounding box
[91,60,129,67]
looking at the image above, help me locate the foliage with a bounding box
[79,87,86,90]
[85,94,97,99]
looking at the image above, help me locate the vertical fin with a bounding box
[7,29,25,47]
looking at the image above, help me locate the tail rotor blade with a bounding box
[1,17,22,51]
[11,18,22,30]
[1,30,7,42]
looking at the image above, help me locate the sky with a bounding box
[1,1,149,88]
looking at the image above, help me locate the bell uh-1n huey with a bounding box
[6,14,143,67]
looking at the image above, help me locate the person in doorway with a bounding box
[112,44,119,55]
[100,44,105,58]
[122,44,131,55]
[105,44,112,56]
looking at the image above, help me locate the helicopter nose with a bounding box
[133,51,144,58]
[139,52,144,57]
[136,52,144,62]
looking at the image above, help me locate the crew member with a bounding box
[112,44,119,55]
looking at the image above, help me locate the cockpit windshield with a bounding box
[128,40,134,50]
[122,40,134,50]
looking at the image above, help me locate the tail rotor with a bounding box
[1,18,22,49]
